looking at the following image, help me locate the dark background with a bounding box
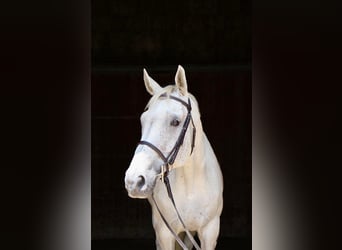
[91,0,251,249]
[1,0,341,250]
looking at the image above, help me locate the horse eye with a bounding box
[170,119,180,126]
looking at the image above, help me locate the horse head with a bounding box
[124,66,199,198]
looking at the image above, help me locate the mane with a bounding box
[145,85,199,114]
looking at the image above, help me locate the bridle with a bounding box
[138,93,196,174]
[137,93,201,250]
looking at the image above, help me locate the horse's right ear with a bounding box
[143,69,162,95]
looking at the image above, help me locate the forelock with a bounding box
[144,85,200,117]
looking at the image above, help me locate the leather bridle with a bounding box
[138,93,196,172]
[137,93,201,250]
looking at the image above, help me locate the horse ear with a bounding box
[143,69,162,95]
[175,65,188,95]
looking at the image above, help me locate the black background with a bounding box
[1,1,341,250]
[91,0,251,249]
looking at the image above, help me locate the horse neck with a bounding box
[174,122,207,194]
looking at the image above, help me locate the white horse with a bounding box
[124,65,223,250]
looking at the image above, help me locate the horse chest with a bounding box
[151,180,215,230]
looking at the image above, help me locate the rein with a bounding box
[138,93,201,250]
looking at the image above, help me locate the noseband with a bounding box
[137,93,201,250]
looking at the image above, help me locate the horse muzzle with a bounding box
[125,174,151,198]
[125,150,162,198]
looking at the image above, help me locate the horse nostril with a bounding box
[137,175,145,189]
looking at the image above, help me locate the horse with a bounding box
[124,65,223,250]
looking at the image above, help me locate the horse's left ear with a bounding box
[144,68,162,95]
[175,65,188,96]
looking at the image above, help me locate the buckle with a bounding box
[156,163,172,183]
